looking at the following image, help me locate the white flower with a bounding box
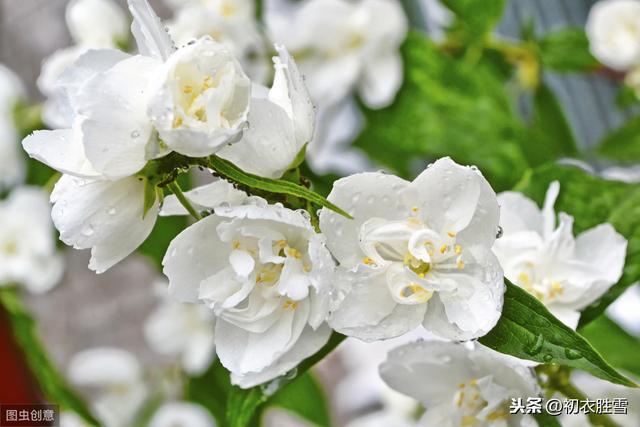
[268,0,408,108]
[0,187,64,293]
[380,341,539,427]
[149,402,216,427]
[23,0,251,272]
[167,0,268,82]
[163,198,334,388]
[60,412,92,427]
[66,0,129,47]
[494,181,627,329]
[0,64,26,188]
[346,410,420,427]
[68,347,147,427]
[586,0,640,71]
[148,36,251,157]
[145,282,216,375]
[217,45,315,178]
[319,158,504,342]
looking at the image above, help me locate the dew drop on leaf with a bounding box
[564,348,582,360]
[543,354,553,363]
[524,333,544,356]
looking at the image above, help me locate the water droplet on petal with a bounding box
[496,226,503,239]
[107,208,117,216]
[81,224,94,236]
[131,130,140,138]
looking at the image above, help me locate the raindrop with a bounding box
[496,226,503,239]
[542,354,553,363]
[564,348,582,360]
[131,130,141,139]
[524,333,544,356]
[81,224,94,236]
[107,208,117,216]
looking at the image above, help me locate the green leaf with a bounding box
[538,28,598,72]
[597,116,640,163]
[353,31,529,191]
[185,359,233,426]
[579,315,640,378]
[208,156,352,219]
[0,288,100,425]
[441,0,506,37]
[268,373,331,427]
[479,281,637,388]
[514,164,640,327]
[524,83,578,166]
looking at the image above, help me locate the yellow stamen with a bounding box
[456,258,465,270]
[400,284,433,303]
[447,231,457,238]
[362,257,376,266]
[439,244,448,254]
[454,244,462,255]
[172,116,183,128]
[182,85,193,94]
[486,410,507,421]
[282,300,298,310]
[461,415,477,426]
[286,247,302,259]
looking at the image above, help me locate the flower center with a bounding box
[454,379,508,425]
[1,240,18,255]
[515,265,565,303]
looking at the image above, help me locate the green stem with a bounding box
[545,367,620,427]
[167,181,202,220]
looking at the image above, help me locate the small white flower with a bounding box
[163,198,334,388]
[66,0,129,48]
[68,347,148,427]
[167,0,268,81]
[320,158,504,342]
[494,181,627,329]
[268,0,408,108]
[380,341,539,427]
[587,0,640,71]
[145,282,216,375]
[218,45,315,178]
[149,402,216,427]
[23,0,252,272]
[0,64,26,188]
[0,187,64,293]
[148,36,251,157]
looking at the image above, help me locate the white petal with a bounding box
[68,347,141,387]
[149,402,216,427]
[76,55,160,179]
[66,0,129,47]
[359,51,403,109]
[423,247,504,340]
[160,180,247,216]
[231,323,331,388]
[22,129,99,178]
[229,249,255,277]
[216,298,308,374]
[162,214,229,302]
[217,97,298,178]
[410,158,499,247]
[329,268,425,341]
[270,45,315,146]
[542,181,560,238]
[497,191,544,236]
[51,175,158,273]
[320,172,410,267]
[127,0,176,61]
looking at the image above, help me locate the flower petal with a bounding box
[76,55,160,179]
[163,214,229,302]
[127,0,176,61]
[51,175,158,273]
[320,172,410,267]
[22,129,99,178]
[497,191,544,236]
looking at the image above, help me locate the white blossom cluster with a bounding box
[5,0,633,426]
